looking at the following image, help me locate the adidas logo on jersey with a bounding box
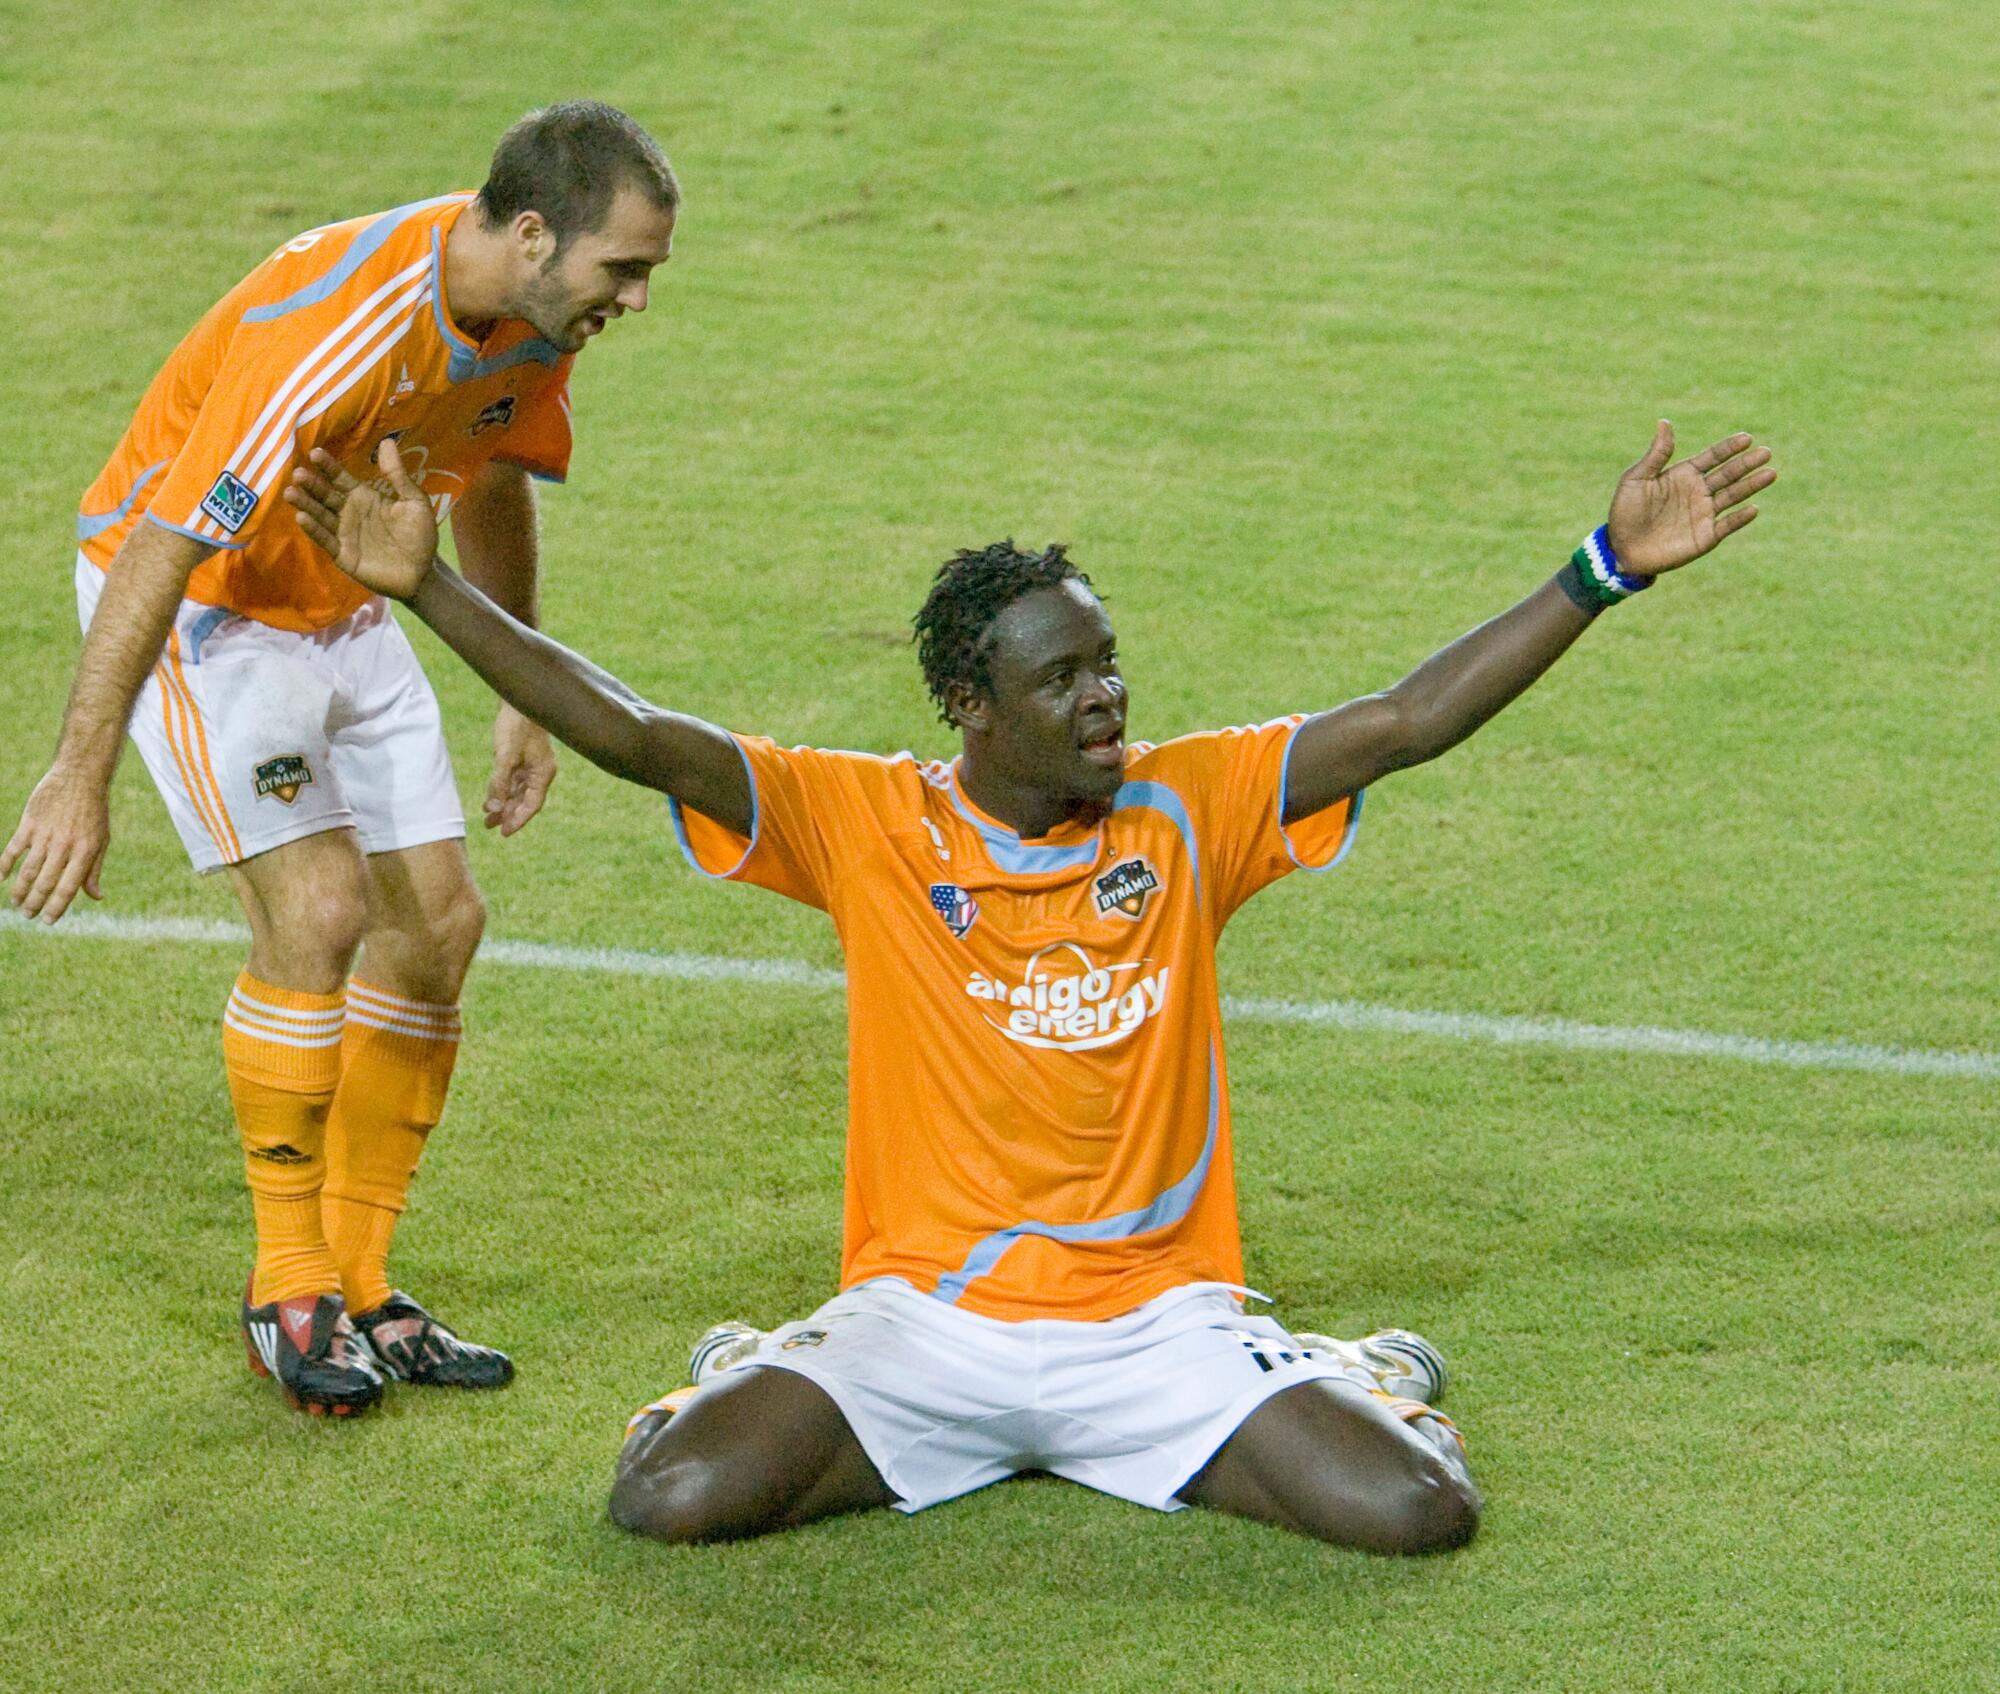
[965,943,1171,1051]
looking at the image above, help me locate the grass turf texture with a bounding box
[2,0,1997,1688]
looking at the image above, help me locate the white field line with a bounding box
[4,908,1996,1083]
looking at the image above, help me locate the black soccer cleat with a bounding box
[351,1290,515,1389]
[241,1279,385,1417]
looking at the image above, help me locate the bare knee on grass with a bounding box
[1180,1380,1481,1555]
[609,1366,895,1544]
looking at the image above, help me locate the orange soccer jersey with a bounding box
[77,193,574,633]
[673,718,1362,1323]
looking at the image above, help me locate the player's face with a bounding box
[974,582,1128,810]
[521,187,678,353]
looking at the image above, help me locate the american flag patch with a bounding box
[928,882,979,939]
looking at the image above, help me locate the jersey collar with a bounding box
[944,762,1104,879]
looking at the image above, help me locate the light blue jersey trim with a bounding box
[144,512,245,551]
[185,607,232,665]
[428,230,566,383]
[667,735,760,879]
[930,1043,1222,1305]
[77,461,168,542]
[451,337,567,382]
[1276,716,1365,873]
[1111,778,1202,908]
[242,195,471,324]
[427,230,478,358]
[946,772,1100,876]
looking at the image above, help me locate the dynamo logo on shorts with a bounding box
[965,943,1171,1052]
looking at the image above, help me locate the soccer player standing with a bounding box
[4,103,681,1416]
[286,417,1771,1540]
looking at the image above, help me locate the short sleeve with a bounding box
[490,366,574,483]
[1139,716,1362,924]
[669,736,885,912]
[145,324,380,554]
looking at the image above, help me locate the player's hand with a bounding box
[1605,421,1777,578]
[2,763,109,923]
[484,705,557,835]
[285,439,439,600]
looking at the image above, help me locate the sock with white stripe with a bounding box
[322,979,463,1317]
[222,972,345,1305]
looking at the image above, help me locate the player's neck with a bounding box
[440,215,512,342]
[957,755,1099,839]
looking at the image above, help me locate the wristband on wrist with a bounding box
[1560,524,1651,610]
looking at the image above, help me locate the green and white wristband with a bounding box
[1557,524,1651,612]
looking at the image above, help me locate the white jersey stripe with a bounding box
[213,254,431,490]
[229,280,431,498]
[181,274,434,544]
[183,273,432,540]
[259,295,433,489]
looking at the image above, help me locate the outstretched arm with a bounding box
[286,443,752,836]
[1281,422,1775,823]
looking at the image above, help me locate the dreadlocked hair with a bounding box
[912,540,1096,724]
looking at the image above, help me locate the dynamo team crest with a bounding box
[928,882,979,939]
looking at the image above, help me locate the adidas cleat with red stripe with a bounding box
[241,1281,385,1417]
[351,1291,514,1389]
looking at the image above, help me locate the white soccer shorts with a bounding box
[76,554,464,873]
[740,1276,1420,1515]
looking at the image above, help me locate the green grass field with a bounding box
[4,2,1998,1688]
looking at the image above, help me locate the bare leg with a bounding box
[1178,1380,1480,1553]
[225,828,371,991]
[352,837,486,1002]
[610,1366,897,1543]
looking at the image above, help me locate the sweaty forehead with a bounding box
[985,581,1114,674]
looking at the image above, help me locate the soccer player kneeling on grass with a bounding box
[286,418,1772,1544]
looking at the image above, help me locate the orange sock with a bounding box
[322,980,462,1316]
[222,972,345,1305]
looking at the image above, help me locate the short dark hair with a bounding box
[912,540,1096,724]
[476,101,680,250]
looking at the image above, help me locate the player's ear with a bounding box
[512,210,553,265]
[944,680,987,733]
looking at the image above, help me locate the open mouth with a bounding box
[1079,726,1125,767]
